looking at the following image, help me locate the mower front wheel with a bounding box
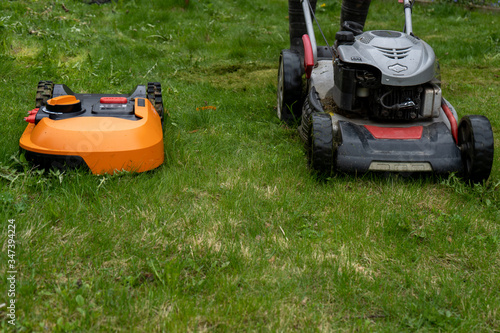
[457,115,494,184]
[308,113,336,175]
[277,49,303,125]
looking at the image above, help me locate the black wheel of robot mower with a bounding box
[147,82,165,125]
[35,80,54,108]
[277,49,303,125]
[457,115,494,184]
[308,113,335,175]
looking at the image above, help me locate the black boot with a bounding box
[288,0,317,54]
[340,0,371,35]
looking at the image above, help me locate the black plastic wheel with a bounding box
[147,82,165,125]
[277,49,303,125]
[457,115,494,184]
[299,88,324,149]
[300,95,314,150]
[35,81,54,108]
[308,113,335,174]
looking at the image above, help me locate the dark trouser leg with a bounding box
[288,0,317,53]
[340,0,371,35]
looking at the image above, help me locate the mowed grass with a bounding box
[0,0,499,331]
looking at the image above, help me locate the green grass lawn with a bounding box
[0,0,499,331]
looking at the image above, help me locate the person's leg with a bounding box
[288,0,317,53]
[340,0,371,34]
[287,0,371,50]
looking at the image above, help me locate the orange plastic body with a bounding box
[19,98,164,175]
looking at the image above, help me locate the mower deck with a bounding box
[301,61,463,175]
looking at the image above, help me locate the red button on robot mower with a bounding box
[100,97,128,104]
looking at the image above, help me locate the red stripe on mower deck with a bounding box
[364,125,423,140]
[100,97,128,104]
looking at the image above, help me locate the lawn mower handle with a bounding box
[403,0,414,34]
[301,0,318,64]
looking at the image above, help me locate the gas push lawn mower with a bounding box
[277,0,494,183]
[19,81,165,175]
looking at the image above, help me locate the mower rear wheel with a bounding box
[277,49,303,125]
[308,113,335,175]
[147,82,165,125]
[457,115,494,184]
[35,81,54,108]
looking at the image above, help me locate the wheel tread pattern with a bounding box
[277,49,303,125]
[35,80,54,108]
[309,113,335,175]
[147,82,167,125]
[458,115,494,184]
[299,96,313,147]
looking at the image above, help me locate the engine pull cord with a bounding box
[305,0,335,58]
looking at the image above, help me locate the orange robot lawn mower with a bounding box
[19,81,166,175]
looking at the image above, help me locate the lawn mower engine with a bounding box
[333,29,441,121]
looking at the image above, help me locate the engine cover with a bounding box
[336,30,436,86]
